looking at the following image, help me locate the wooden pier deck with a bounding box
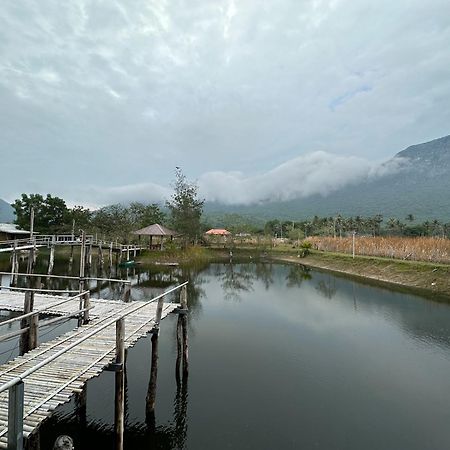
[0,289,183,449]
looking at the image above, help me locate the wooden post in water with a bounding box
[21,210,36,355]
[8,381,24,450]
[176,285,189,384]
[76,385,87,429]
[83,291,90,324]
[85,241,92,270]
[48,235,55,275]
[109,243,113,269]
[114,318,125,450]
[79,231,86,295]
[98,242,104,272]
[146,332,159,427]
[28,311,39,350]
[11,240,19,286]
[69,244,74,270]
[123,283,131,303]
[175,316,183,387]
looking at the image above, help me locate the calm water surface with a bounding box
[2,254,450,449]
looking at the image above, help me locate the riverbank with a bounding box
[272,250,450,300]
[135,245,450,300]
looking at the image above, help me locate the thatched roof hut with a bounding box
[133,224,177,249]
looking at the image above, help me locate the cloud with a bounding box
[198,151,407,204]
[80,182,172,207]
[0,0,449,202]
[77,151,407,207]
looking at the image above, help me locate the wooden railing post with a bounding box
[83,292,90,324]
[79,231,86,294]
[8,381,24,450]
[114,318,125,450]
[29,312,39,350]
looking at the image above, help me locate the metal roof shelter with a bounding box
[133,224,177,250]
[0,223,30,241]
[205,229,231,236]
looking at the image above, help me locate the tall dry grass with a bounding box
[307,236,450,264]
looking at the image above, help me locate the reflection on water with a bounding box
[2,252,450,449]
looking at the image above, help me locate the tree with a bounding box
[166,168,204,246]
[68,206,92,231]
[12,193,70,233]
[91,204,132,241]
[129,202,165,229]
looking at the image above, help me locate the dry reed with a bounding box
[307,236,450,264]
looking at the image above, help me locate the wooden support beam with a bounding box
[79,231,86,294]
[114,318,125,450]
[28,312,39,350]
[8,381,24,450]
[146,332,158,426]
[154,296,164,328]
[47,236,55,275]
[175,316,182,387]
[83,292,91,324]
[98,243,104,271]
[181,314,188,380]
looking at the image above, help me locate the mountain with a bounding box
[204,135,450,223]
[0,199,14,223]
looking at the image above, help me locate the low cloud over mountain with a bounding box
[80,151,406,207]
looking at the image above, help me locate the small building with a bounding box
[133,224,178,250]
[205,228,231,245]
[0,223,30,242]
[205,229,231,236]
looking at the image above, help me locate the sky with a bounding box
[1,0,450,207]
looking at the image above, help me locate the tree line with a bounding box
[263,214,450,239]
[205,213,450,239]
[11,169,205,244]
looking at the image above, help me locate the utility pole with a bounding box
[352,230,356,259]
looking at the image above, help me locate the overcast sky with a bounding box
[1,0,449,207]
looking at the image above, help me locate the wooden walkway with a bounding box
[0,290,180,448]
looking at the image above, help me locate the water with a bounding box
[2,253,450,449]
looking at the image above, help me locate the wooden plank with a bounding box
[0,293,179,444]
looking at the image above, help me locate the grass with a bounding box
[271,249,450,300]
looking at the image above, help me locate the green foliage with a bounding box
[129,202,166,229]
[91,204,131,241]
[262,215,450,239]
[166,168,204,245]
[298,240,312,257]
[12,193,70,233]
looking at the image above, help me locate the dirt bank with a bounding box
[272,251,450,301]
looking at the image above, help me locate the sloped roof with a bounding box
[205,228,231,236]
[133,223,177,236]
[0,223,30,235]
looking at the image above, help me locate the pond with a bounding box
[2,253,450,449]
